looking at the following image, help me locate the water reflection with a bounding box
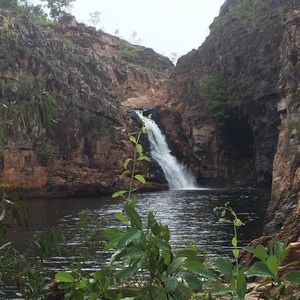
[22,188,270,259]
[5,188,269,298]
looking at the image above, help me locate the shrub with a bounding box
[199,72,229,128]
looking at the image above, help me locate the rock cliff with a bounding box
[0,11,173,197]
[154,0,300,240]
[265,3,300,240]
[159,0,290,187]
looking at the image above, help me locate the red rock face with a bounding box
[0,12,173,197]
[266,5,300,239]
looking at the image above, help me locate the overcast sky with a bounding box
[70,1,225,58]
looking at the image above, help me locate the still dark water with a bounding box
[6,188,270,298]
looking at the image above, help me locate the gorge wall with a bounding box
[155,0,300,239]
[159,0,289,187]
[0,11,173,197]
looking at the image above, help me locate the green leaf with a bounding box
[124,158,133,170]
[233,249,239,259]
[115,213,128,223]
[112,190,128,198]
[162,250,172,265]
[134,174,146,184]
[136,143,143,155]
[137,155,151,162]
[219,218,231,223]
[243,246,255,254]
[167,257,186,275]
[231,237,238,247]
[185,263,218,281]
[209,287,233,296]
[234,218,244,227]
[93,269,107,288]
[156,239,172,251]
[124,203,143,230]
[181,272,202,292]
[246,262,275,278]
[164,276,178,292]
[266,255,278,276]
[279,248,289,263]
[236,269,247,299]
[116,262,140,282]
[177,246,199,259]
[125,247,144,259]
[254,244,268,261]
[285,271,300,283]
[120,170,130,179]
[215,257,233,278]
[129,135,137,144]
[117,229,142,248]
[88,292,99,300]
[55,271,76,283]
[105,228,125,239]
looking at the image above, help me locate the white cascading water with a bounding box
[136,111,197,190]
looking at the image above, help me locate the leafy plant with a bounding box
[244,237,300,299]
[0,76,59,144]
[199,72,229,128]
[0,182,28,240]
[213,202,247,300]
[40,0,75,20]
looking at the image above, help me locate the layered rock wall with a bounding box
[0,12,173,196]
[265,4,300,238]
[160,0,289,187]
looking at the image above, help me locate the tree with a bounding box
[41,0,75,20]
[88,11,101,28]
[130,31,142,45]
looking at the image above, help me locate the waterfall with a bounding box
[136,111,197,190]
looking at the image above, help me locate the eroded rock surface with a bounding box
[0,12,173,196]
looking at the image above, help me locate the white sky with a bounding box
[70,0,225,58]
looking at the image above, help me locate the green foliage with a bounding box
[36,143,57,165]
[117,40,172,75]
[15,227,64,299]
[244,237,300,299]
[112,121,152,200]
[209,0,279,33]
[0,223,65,299]
[0,0,49,22]
[199,72,229,128]
[0,183,28,240]
[40,0,75,20]
[0,15,17,69]
[0,75,59,143]
[288,118,300,136]
[213,203,247,299]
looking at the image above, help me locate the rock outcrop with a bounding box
[153,0,299,245]
[158,0,290,187]
[0,11,173,196]
[265,4,300,240]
